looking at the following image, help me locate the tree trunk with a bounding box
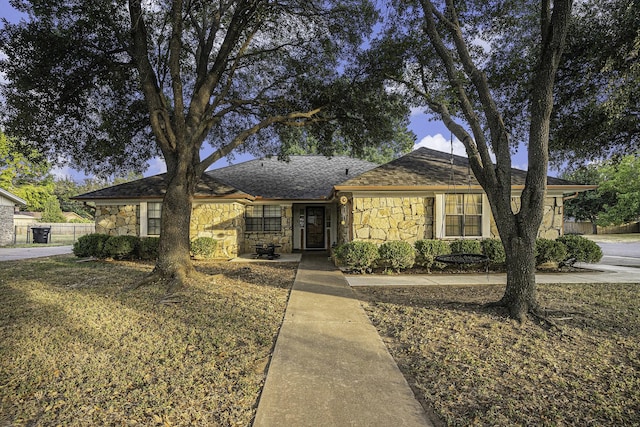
[153,161,199,293]
[500,234,539,321]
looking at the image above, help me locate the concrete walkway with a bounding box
[345,263,640,287]
[254,253,433,427]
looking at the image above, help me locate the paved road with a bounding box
[0,245,73,262]
[597,242,640,268]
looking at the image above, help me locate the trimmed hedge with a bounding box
[414,239,450,271]
[334,241,379,273]
[557,234,603,263]
[449,239,482,255]
[190,237,218,259]
[103,235,140,260]
[481,239,506,264]
[73,234,111,258]
[138,237,160,260]
[535,239,567,265]
[378,241,416,272]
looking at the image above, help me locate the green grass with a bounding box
[0,256,296,426]
[355,283,640,426]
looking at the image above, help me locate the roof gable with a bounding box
[0,187,27,205]
[337,147,576,188]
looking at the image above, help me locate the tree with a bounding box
[41,196,66,223]
[562,154,640,230]
[0,131,55,211]
[374,0,572,320]
[561,165,615,234]
[1,1,409,291]
[549,0,640,164]
[596,154,640,226]
[278,120,415,164]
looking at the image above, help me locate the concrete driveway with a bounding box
[0,245,73,262]
[596,242,640,268]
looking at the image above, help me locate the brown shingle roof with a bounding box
[74,148,583,201]
[336,147,575,188]
[73,173,248,200]
[207,156,378,199]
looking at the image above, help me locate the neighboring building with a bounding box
[73,148,593,258]
[0,188,27,246]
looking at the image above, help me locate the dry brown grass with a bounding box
[355,284,640,426]
[0,255,296,426]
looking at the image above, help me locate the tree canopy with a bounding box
[0,0,411,177]
[0,131,55,211]
[550,0,639,164]
[1,0,412,289]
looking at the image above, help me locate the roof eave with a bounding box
[334,184,597,192]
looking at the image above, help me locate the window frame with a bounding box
[444,193,483,237]
[147,202,162,236]
[245,205,282,233]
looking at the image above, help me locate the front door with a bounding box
[305,207,325,249]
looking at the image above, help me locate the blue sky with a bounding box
[1,0,540,182]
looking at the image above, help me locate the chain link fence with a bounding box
[14,223,96,245]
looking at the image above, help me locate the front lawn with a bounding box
[0,256,296,426]
[355,283,640,426]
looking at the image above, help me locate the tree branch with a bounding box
[128,0,177,154]
[196,107,323,175]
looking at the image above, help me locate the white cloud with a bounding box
[414,133,467,157]
[145,157,167,176]
[410,106,427,117]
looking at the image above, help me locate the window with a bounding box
[245,205,281,232]
[445,194,482,237]
[147,202,162,235]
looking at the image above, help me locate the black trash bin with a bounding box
[31,227,51,244]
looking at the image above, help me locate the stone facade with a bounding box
[350,196,433,245]
[490,195,564,239]
[0,205,14,246]
[95,205,139,236]
[243,205,293,254]
[190,202,245,258]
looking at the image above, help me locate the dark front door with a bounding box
[305,207,325,249]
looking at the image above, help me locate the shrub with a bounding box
[333,241,379,273]
[190,237,218,259]
[378,241,416,272]
[481,239,506,264]
[137,237,160,260]
[535,238,567,265]
[557,234,603,263]
[103,235,140,260]
[449,239,482,254]
[414,239,450,271]
[73,233,111,258]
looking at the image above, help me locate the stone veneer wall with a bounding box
[190,202,245,258]
[95,205,139,236]
[351,196,434,245]
[243,205,293,253]
[489,195,564,239]
[0,205,14,246]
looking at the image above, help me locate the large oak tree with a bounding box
[374,0,572,320]
[1,0,410,291]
